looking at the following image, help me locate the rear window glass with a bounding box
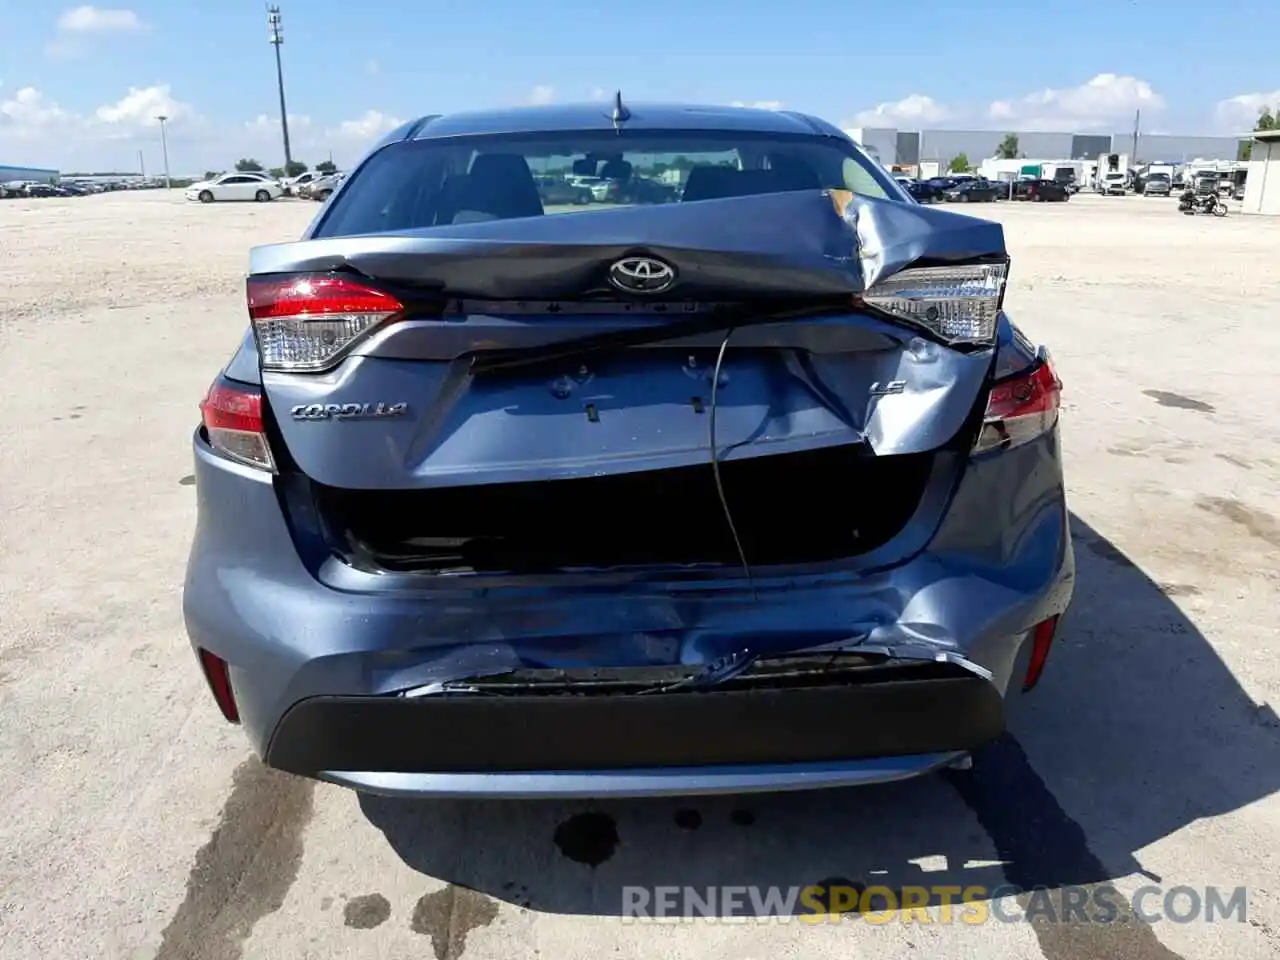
[314,130,900,238]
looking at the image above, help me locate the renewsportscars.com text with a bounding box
[620,884,1249,925]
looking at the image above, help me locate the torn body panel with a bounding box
[251,189,1006,489]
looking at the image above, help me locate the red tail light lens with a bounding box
[973,356,1062,454]
[200,378,275,471]
[248,273,404,372]
[198,648,240,723]
[1022,615,1060,692]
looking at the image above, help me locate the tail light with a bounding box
[860,262,1007,344]
[200,377,275,471]
[973,354,1062,455]
[1021,615,1060,691]
[198,648,240,723]
[248,273,404,372]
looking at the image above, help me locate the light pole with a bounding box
[156,115,171,189]
[267,5,293,168]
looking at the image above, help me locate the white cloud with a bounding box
[1214,89,1280,133]
[842,75,1164,132]
[56,6,144,33]
[0,82,411,171]
[0,83,204,168]
[330,109,403,141]
[848,94,950,127]
[93,84,188,128]
[365,59,380,75]
[0,87,73,137]
[730,100,785,111]
[589,87,608,102]
[528,85,555,106]
[985,73,1162,132]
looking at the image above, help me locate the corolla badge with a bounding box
[290,402,408,421]
[608,256,677,294]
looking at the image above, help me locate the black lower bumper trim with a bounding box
[266,663,1005,775]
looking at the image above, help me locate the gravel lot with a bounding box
[2,189,1278,960]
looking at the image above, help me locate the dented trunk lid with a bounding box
[248,191,1006,490]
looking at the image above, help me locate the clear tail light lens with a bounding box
[861,262,1007,344]
[200,377,275,471]
[973,354,1062,455]
[248,273,404,372]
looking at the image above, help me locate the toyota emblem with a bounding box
[608,256,677,294]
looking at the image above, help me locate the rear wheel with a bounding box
[198,190,214,203]
[255,190,272,202]
[315,190,332,202]
[1213,202,1227,217]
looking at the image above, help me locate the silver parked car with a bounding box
[298,171,344,200]
[183,101,1073,799]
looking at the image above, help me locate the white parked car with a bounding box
[185,172,283,203]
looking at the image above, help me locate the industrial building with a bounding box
[0,164,60,184]
[1241,129,1280,216]
[844,127,1245,170]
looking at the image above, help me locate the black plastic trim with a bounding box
[266,664,1004,774]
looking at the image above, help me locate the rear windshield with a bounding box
[314,130,902,239]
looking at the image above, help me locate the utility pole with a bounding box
[1131,109,1140,165]
[138,149,145,178]
[156,115,171,188]
[267,5,293,167]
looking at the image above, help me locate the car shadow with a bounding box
[360,515,1280,950]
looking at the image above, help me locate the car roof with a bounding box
[395,102,847,142]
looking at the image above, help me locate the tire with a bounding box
[198,190,214,203]
[255,190,271,202]
[961,193,970,202]
[1212,202,1227,217]
[315,190,332,202]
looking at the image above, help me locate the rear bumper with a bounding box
[183,426,1074,798]
[321,756,969,799]
[268,661,1002,774]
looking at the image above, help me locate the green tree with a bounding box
[1241,106,1279,159]
[235,158,264,172]
[268,167,286,179]
[949,152,971,173]
[284,160,308,178]
[203,170,222,181]
[996,134,1019,160]
[315,159,337,174]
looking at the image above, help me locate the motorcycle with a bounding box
[1178,190,1227,217]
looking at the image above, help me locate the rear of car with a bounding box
[1017,179,1068,202]
[183,105,1073,798]
[1143,175,1171,196]
[1101,173,1127,196]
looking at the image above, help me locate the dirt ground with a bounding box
[1,189,1277,960]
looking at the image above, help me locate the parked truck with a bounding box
[1096,153,1129,195]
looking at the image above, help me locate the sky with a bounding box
[1,2,1279,174]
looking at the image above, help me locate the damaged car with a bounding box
[183,99,1073,798]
